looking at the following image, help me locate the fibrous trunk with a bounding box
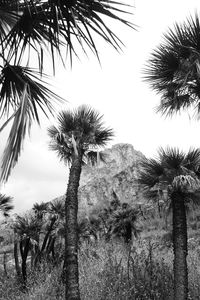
[172,192,188,300]
[14,241,21,277]
[64,154,82,300]
[20,238,30,288]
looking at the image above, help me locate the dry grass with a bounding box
[1,237,200,299]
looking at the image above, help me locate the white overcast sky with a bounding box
[1,0,200,214]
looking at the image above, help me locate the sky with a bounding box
[1,0,200,214]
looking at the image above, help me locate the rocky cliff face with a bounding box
[77,143,145,216]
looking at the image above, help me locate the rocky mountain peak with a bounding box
[78,143,145,216]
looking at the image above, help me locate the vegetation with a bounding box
[2,201,200,300]
[2,5,200,300]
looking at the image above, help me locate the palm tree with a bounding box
[109,203,139,243]
[144,13,200,117]
[0,193,13,217]
[139,147,200,300]
[0,0,134,183]
[33,199,65,266]
[14,214,42,287]
[33,202,49,221]
[48,105,113,300]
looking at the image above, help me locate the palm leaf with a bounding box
[48,125,73,165]
[144,13,200,116]
[0,193,13,217]
[0,65,64,182]
[4,0,135,69]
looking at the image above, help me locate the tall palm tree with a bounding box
[144,13,200,117]
[0,0,134,183]
[0,193,13,217]
[139,147,200,300]
[48,105,113,300]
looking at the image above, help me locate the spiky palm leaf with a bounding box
[0,193,13,217]
[3,0,134,70]
[0,1,19,41]
[144,13,200,117]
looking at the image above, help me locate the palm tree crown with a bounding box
[48,105,114,164]
[139,147,200,200]
[144,13,200,117]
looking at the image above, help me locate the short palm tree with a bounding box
[0,193,13,217]
[33,202,49,221]
[48,105,113,300]
[14,214,42,286]
[144,13,200,117]
[109,204,139,243]
[0,0,134,183]
[139,147,200,300]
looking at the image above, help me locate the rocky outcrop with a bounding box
[78,143,145,216]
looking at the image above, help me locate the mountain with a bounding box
[56,143,145,217]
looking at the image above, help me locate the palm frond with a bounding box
[0,1,19,42]
[0,193,13,217]
[43,0,135,62]
[14,214,42,239]
[48,125,73,165]
[3,0,135,70]
[139,157,164,188]
[184,148,200,174]
[84,150,106,166]
[159,147,185,173]
[144,13,200,117]
[49,199,65,219]
[4,4,62,71]
[172,174,200,192]
[0,65,64,182]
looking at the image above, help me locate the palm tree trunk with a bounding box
[172,192,188,300]
[3,252,8,278]
[64,154,82,300]
[20,238,30,288]
[14,241,21,277]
